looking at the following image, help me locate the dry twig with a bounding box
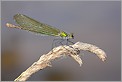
[14,42,106,81]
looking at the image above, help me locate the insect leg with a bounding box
[51,39,65,53]
[67,39,80,54]
[67,39,74,45]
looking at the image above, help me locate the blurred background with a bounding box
[1,1,121,81]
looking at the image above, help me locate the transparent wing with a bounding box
[14,14,60,36]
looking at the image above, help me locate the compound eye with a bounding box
[72,34,74,39]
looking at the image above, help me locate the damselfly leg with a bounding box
[51,38,80,54]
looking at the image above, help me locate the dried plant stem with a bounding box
[13,42,106,81]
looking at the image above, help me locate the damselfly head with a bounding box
[69,33,74,39]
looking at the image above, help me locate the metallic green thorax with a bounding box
[14,14,74,39]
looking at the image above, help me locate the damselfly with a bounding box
[7,14,75,48]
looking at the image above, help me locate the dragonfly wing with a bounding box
[14,14,60,36]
